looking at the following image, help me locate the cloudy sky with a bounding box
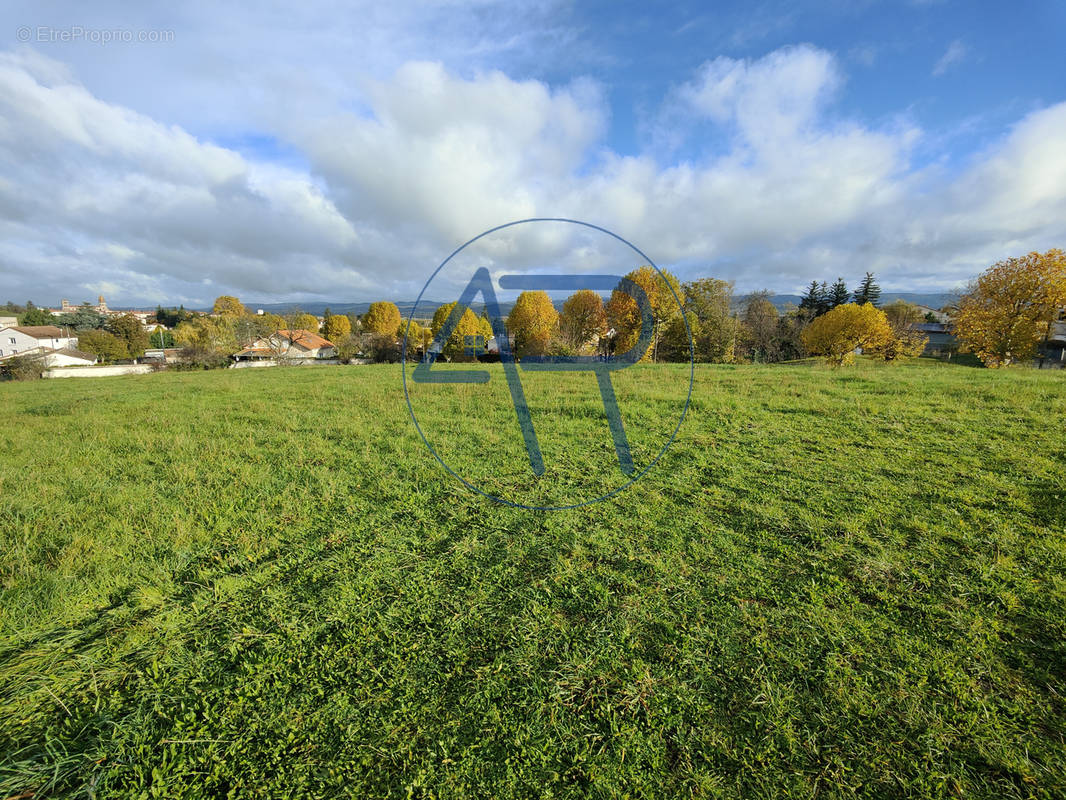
[1,0,1064,308]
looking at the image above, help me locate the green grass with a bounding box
[0,361,1064,798]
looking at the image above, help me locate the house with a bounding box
[914,322,957,355]
[0,325,79,359]
[914,304,950,323]
[0,315,17,328]
[1041,310,1066,364]
[0,344,95,368]
[143,348,185,364]
[40,348,98,367]
[915,312,1066,362]
[232,329,336,363]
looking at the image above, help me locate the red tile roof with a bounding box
[277,329,334,349]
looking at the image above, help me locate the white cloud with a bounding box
[933,40,967,76]
[0,41,1064,306]
[0,49,360,305]
[678,45,841,141]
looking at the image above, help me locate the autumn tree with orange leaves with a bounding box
[559,289,607,351]
[952,250,1066,367]
[604,265,682,361]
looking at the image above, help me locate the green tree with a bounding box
[853,272,882,306]
[828,278,850,309]
[681,278,735,362]
[155,305,193,328]
[776,306,810,361]
[507,291,559,358]
[335,333,362,363]
[362,302,401,336]
[55,308,108,331]
[799,281,827,317]
[77,329,129,362]
[2,352,48,380]
[359,333,401,362]
[106,313,150,358]
[17,303,55,326]
[149,327,175,348]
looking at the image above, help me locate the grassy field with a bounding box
[1,360,1064,798]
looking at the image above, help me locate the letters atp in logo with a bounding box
[402,218,693,510]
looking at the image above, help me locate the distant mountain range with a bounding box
[242,291,957,319]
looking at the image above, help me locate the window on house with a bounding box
[8,337,14,344]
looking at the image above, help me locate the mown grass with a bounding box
[0,360,1064,798]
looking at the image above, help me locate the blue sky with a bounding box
[1,0,1064,306]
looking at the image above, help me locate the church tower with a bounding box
[97,294,108,313]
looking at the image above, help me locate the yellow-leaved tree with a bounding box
[322,313,351,343]
[362,302,402,336]
[400,320,433,358]
[506,291,559,358]
[430,302,486,359]
[953,249,1066,367]
[287,312,320,333]
[802,302,893,366]
[212,295,246,317]
[175,316,238,353]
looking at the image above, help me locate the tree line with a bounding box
[7,248,1062,372]
[382,267,931,366]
